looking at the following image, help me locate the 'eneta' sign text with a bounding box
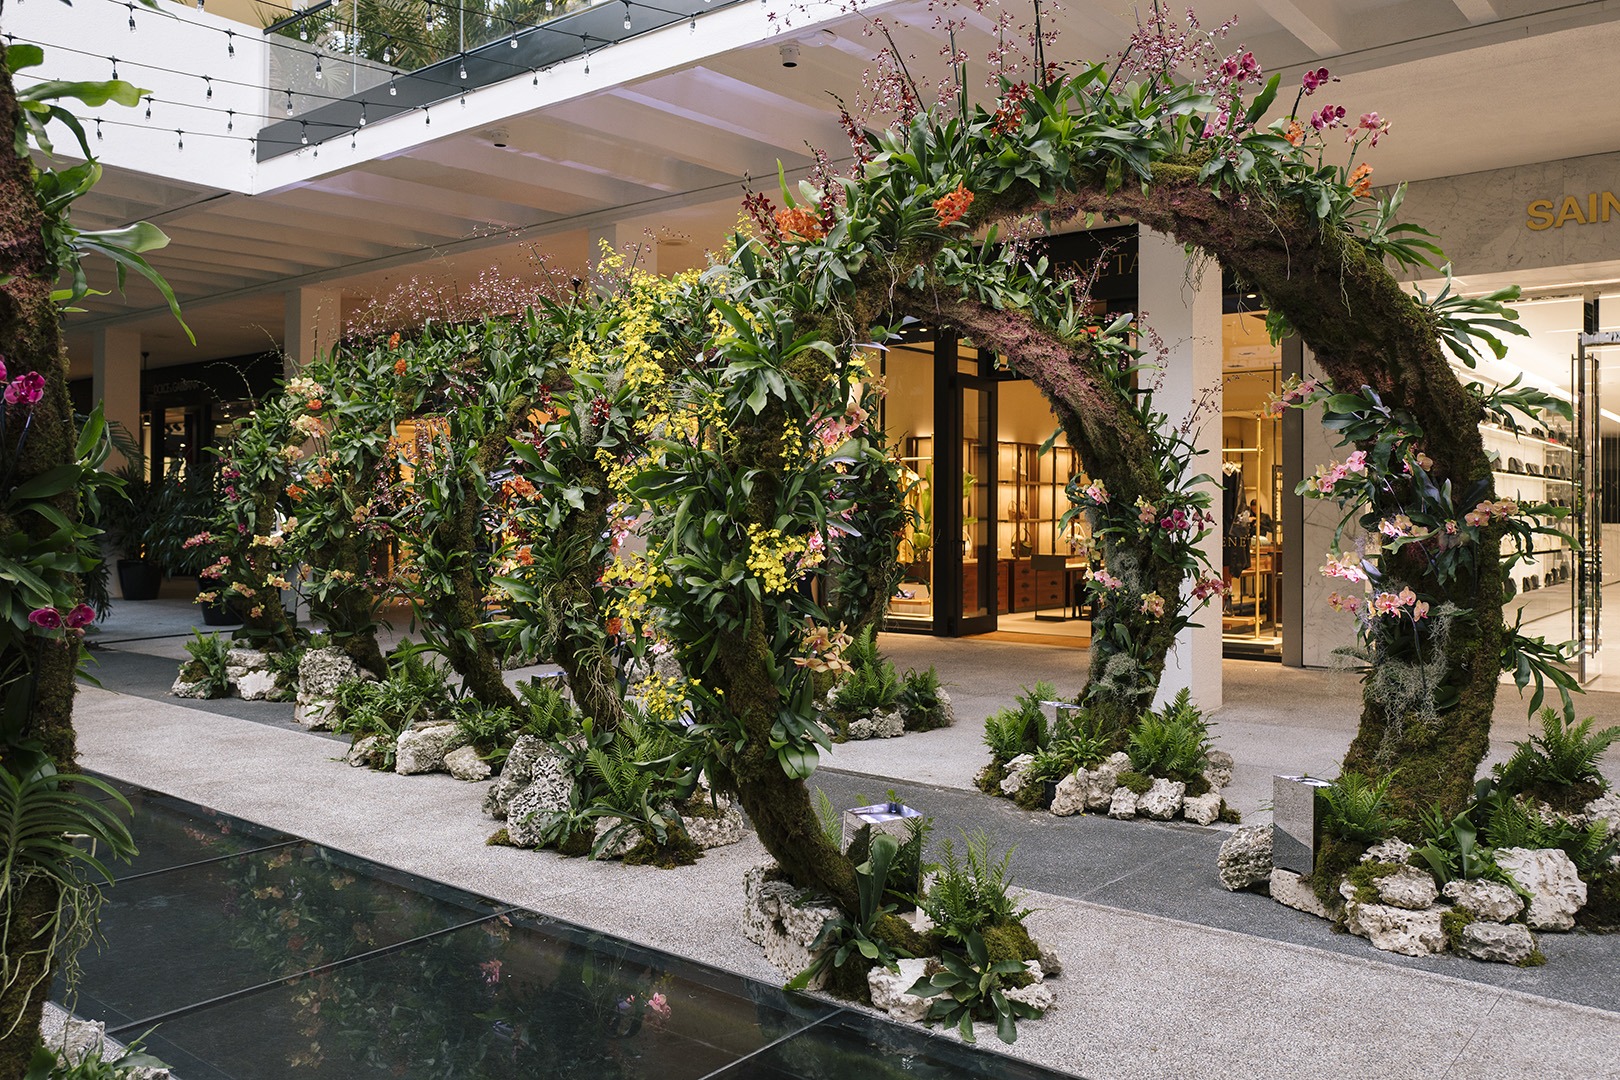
[1526,192,1620,230]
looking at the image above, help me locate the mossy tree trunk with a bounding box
[894,290,1186,734]
[421,489,518,712]
[548,472,626,730]
[1045,167,1499,818]
[0,42,87,1074]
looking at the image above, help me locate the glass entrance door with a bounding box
[1576,331,1608,682]
[950,375,997,635]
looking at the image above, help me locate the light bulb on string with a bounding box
[545,1,553,14]
[458,58,467,80]
[460,88,466,106]
[358,102,367,126]
[689,14,695,31]
[94,118,103,141]
[388,74,398,95]
[110,57,119,79]
[299,23,308,40]
[382,37,393,63]
[143,95,152,120]
[622,2,631,30]
[226,31,235,57]
[176,130,184,152]
[127,5,136,32]
[583,51,589,74]
[226,109,234,132]
[314,54,323,79]
[351,129,357,149]
[300,120,309,144]
[196,0,204,8]
[509,26,518,47]
[531,68,538,85]
[286,88,295,115]
[249,136,256,156]
[203,76,213,100]
[424,105,430,125]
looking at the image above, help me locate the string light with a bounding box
[226,109,234,132]
[300,119,309,144]
[109,57,118,79]
[196,0,204,9]
[388,73,398,95]
[350,128,357,149]
[314,53,323,79]
[358,102,367,126]
[583,50,589,74]
[530,67,537,85]
[226,30,235,57]
[143,95,152,120]
[249,136,256,156]
[127,4,136,32]
[459,88,466,106]
[508,26,518,48]
[423,105,430,125]
[458,57,467,80]
[689,14,695,31]
[203,75,212,100]
[94,118,103,140]
[176,129,184,151]
[622,2,631,30]
[381,35,392,63]
[285,88,295,115]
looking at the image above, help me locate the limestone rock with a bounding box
[1217,824,1273,891]
[484,735,547,818]
[394,721,467,775]
[1032,935,1062,977]
[1087,752,1132,810]
[684,806,749,849]
[1442,879,1524,923]
[1106,786,1138,820]
[1048,772,1086,817]
[503,754,576,847]
[1496,847,1587,931]
[1270,868,1331,918]
[1585,791,1620,837]
[225,647,270,673]
[1182,791,1221,826]
[742,865,841,987]
[1203,749,1234,791]
[1361,838,1415,865]
[869,958,933,1023]
[1374,865,1440,911]
[298,646,372,700]
[847,708,905,740]
[1000,753,1036,795]
[445,745,492,782]
[592,816,642,859]
[1456,921,1536,964]
[1003,980,1055,1014]
[1344,901,1447,956]
[233,669,281,701]
[170,676,214,699]
[294,698,337,730]
[1138,777,1186,821]
[345,735,381,768]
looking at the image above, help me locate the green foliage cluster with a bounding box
[845,815,932,911]
[919,829,1032,944]
[1317,771,1407,845]
[788,833,908,993]
[897,665,952,732]
[1494,708,1619,808]
[826,626,899,729]
[1125,688,1211,784]
[981,681,1062,764]
[908,931,1043,1045]
[23,1041,166,1080]
[331,648,456,767]
[179,630,232,699]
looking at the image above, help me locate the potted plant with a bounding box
[98,462,168,601]
[150,466,242,625]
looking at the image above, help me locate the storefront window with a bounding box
[1222,310,1283,658]
[883,344,937,626]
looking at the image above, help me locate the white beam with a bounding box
[1451,0,1502,24]
[1268,0,1348,57]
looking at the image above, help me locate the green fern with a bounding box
[920,828,1032,942]
[180,630,231,698]
[981,681,1058,762]
[1126,689,1210,782]
[1318,771,1407,843]
[1494,708,1620,796]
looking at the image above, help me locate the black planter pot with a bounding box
[116,559,163,601]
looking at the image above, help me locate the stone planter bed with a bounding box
[1217,795,1620,966]
[992,748,1239,827]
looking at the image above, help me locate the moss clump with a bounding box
[980,920,1041,988]
[486,827,514,847]
[977,761,1007,796]
[1118,770,1153,796]
[1014,781,1053,812]
[1575,870,1620,932]
[556,828,594,858]
[825,953,874,1003]
[1440,907,1476,948]
[1183,773,1212,798]
[1517,949,1548,967]
[623,831,702,869]
[1345,860,1402,904]
[1217,801,1242,824]
[1308,834,1371,907]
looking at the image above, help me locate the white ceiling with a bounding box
[54,0,1620,375]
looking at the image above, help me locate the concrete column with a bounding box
[1139,228,1224,713]
[92,327,143,471]
[283,286,342,372]
[1289,343,1362,667]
